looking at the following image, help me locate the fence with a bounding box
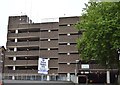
[3,74,68,81]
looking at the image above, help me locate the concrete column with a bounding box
[15,39,17,42]
[67,73,70,81]
[107,70,110,84]
[15,30,18,33]
[13,57,16,61]
[47,75,50,81]
[12,76,15,80]
[14,47,17,51]
[13,66,15,70]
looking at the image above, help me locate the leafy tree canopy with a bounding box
[75,2,120,68]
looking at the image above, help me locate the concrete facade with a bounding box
[4,15,80,80]
[0,46,5,84]
[4,15,118,84]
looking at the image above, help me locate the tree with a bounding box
[75,2,120,69]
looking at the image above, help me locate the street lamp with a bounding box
[118,50,120,60]
[75,60,79,76]
[118,49,120,84]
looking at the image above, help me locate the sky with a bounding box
[0,0,88,47]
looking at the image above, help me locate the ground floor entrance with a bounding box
[78,70,118,84]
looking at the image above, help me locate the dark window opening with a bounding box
[50,48,58,50]
[8,30,15,33]
[78,31,82,35]
[81,60,98,64]
[59,43,67,45]
[40,48,48,50]
[59,24,68,26]
[18,38,39,42]
[59,53,67,55]
[16,56,38,60]
[40,39,48,41]
[7,39,15,42]
[51,29,58,31]
[59,34,67,36]
[28,28,40,32]
[7,66,13,70]
[16,66,37,70]
[40,30,48,32]
[70,33,79,35]
[17,47,39,51]
[70,43,76,45]
[9,48,14,51]
[18,29,28,33]
[50,58,58,60]
[70,52,79,54]
[51,39,58,40]
[8,57,13,60]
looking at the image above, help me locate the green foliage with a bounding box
[75,2,120,68]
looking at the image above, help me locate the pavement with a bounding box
[3,80,75,85]
[3,80,117,85]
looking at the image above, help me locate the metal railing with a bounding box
[3,74,68,81]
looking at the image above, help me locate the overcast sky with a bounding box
[0,0,88,47]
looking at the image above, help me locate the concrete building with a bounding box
[4,15,80,81]
[0,46,5,85]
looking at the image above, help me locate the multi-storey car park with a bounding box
[4,15,118,84]
[4,15,80,81]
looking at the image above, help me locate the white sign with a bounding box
[38,58,49,74]
[81,64,89,69]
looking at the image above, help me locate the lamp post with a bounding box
[118,49,120,84]
[118,50,120,60]
[75,60,79,76]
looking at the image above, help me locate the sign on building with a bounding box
[38,58,49,74]
[81,64,89,69]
